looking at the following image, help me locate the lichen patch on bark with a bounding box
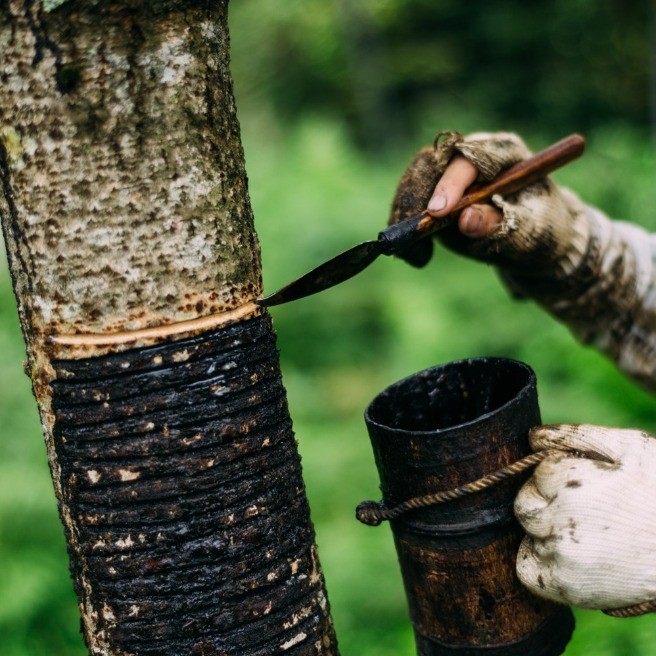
[1,0,261,339]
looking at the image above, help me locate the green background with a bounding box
[2,1,656,654]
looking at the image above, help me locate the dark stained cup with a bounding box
[364,358,574,655]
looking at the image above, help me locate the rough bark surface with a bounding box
[51,314,337,655]
[0,1,337,654]
[1,0,261,340]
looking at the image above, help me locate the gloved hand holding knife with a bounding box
[256,133,584,307]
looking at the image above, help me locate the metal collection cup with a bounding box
[364,357,574,655]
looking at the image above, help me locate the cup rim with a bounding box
[364,357,536,436]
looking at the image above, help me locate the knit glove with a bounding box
[514,423,656,610]
[388,131,589,278]
[390,130,656,391]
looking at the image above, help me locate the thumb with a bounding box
[529,424,649,465]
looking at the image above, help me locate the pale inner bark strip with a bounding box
[50,301,262,346]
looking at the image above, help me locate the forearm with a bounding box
[501,199,656,390]
[390,130,656,389]
[439,131,656,389]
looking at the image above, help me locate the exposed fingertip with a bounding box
[428,191,447,212]
[461,208,483,236]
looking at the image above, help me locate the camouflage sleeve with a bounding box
[390,131,656,391]
[502,203,656,391]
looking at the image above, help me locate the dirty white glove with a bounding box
[515,423,656,610]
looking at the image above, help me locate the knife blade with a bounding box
[256,134,585,308]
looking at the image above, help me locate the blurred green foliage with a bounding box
[2,1,656,654]
[230,0,651,148]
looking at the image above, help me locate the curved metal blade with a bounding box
[256,240,384,307]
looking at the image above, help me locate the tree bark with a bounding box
[0,1,337,654]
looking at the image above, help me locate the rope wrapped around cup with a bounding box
[360,357,574,655]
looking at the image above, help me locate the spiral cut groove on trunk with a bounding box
[50,313,337,655]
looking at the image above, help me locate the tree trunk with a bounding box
[0,1,337,654]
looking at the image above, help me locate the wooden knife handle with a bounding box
[378,134,585,254]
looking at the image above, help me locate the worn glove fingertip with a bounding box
[516,538,542,588]
[529,424,565,450]
[395,238,434,268]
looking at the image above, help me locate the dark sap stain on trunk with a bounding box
[50,313,336,655]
